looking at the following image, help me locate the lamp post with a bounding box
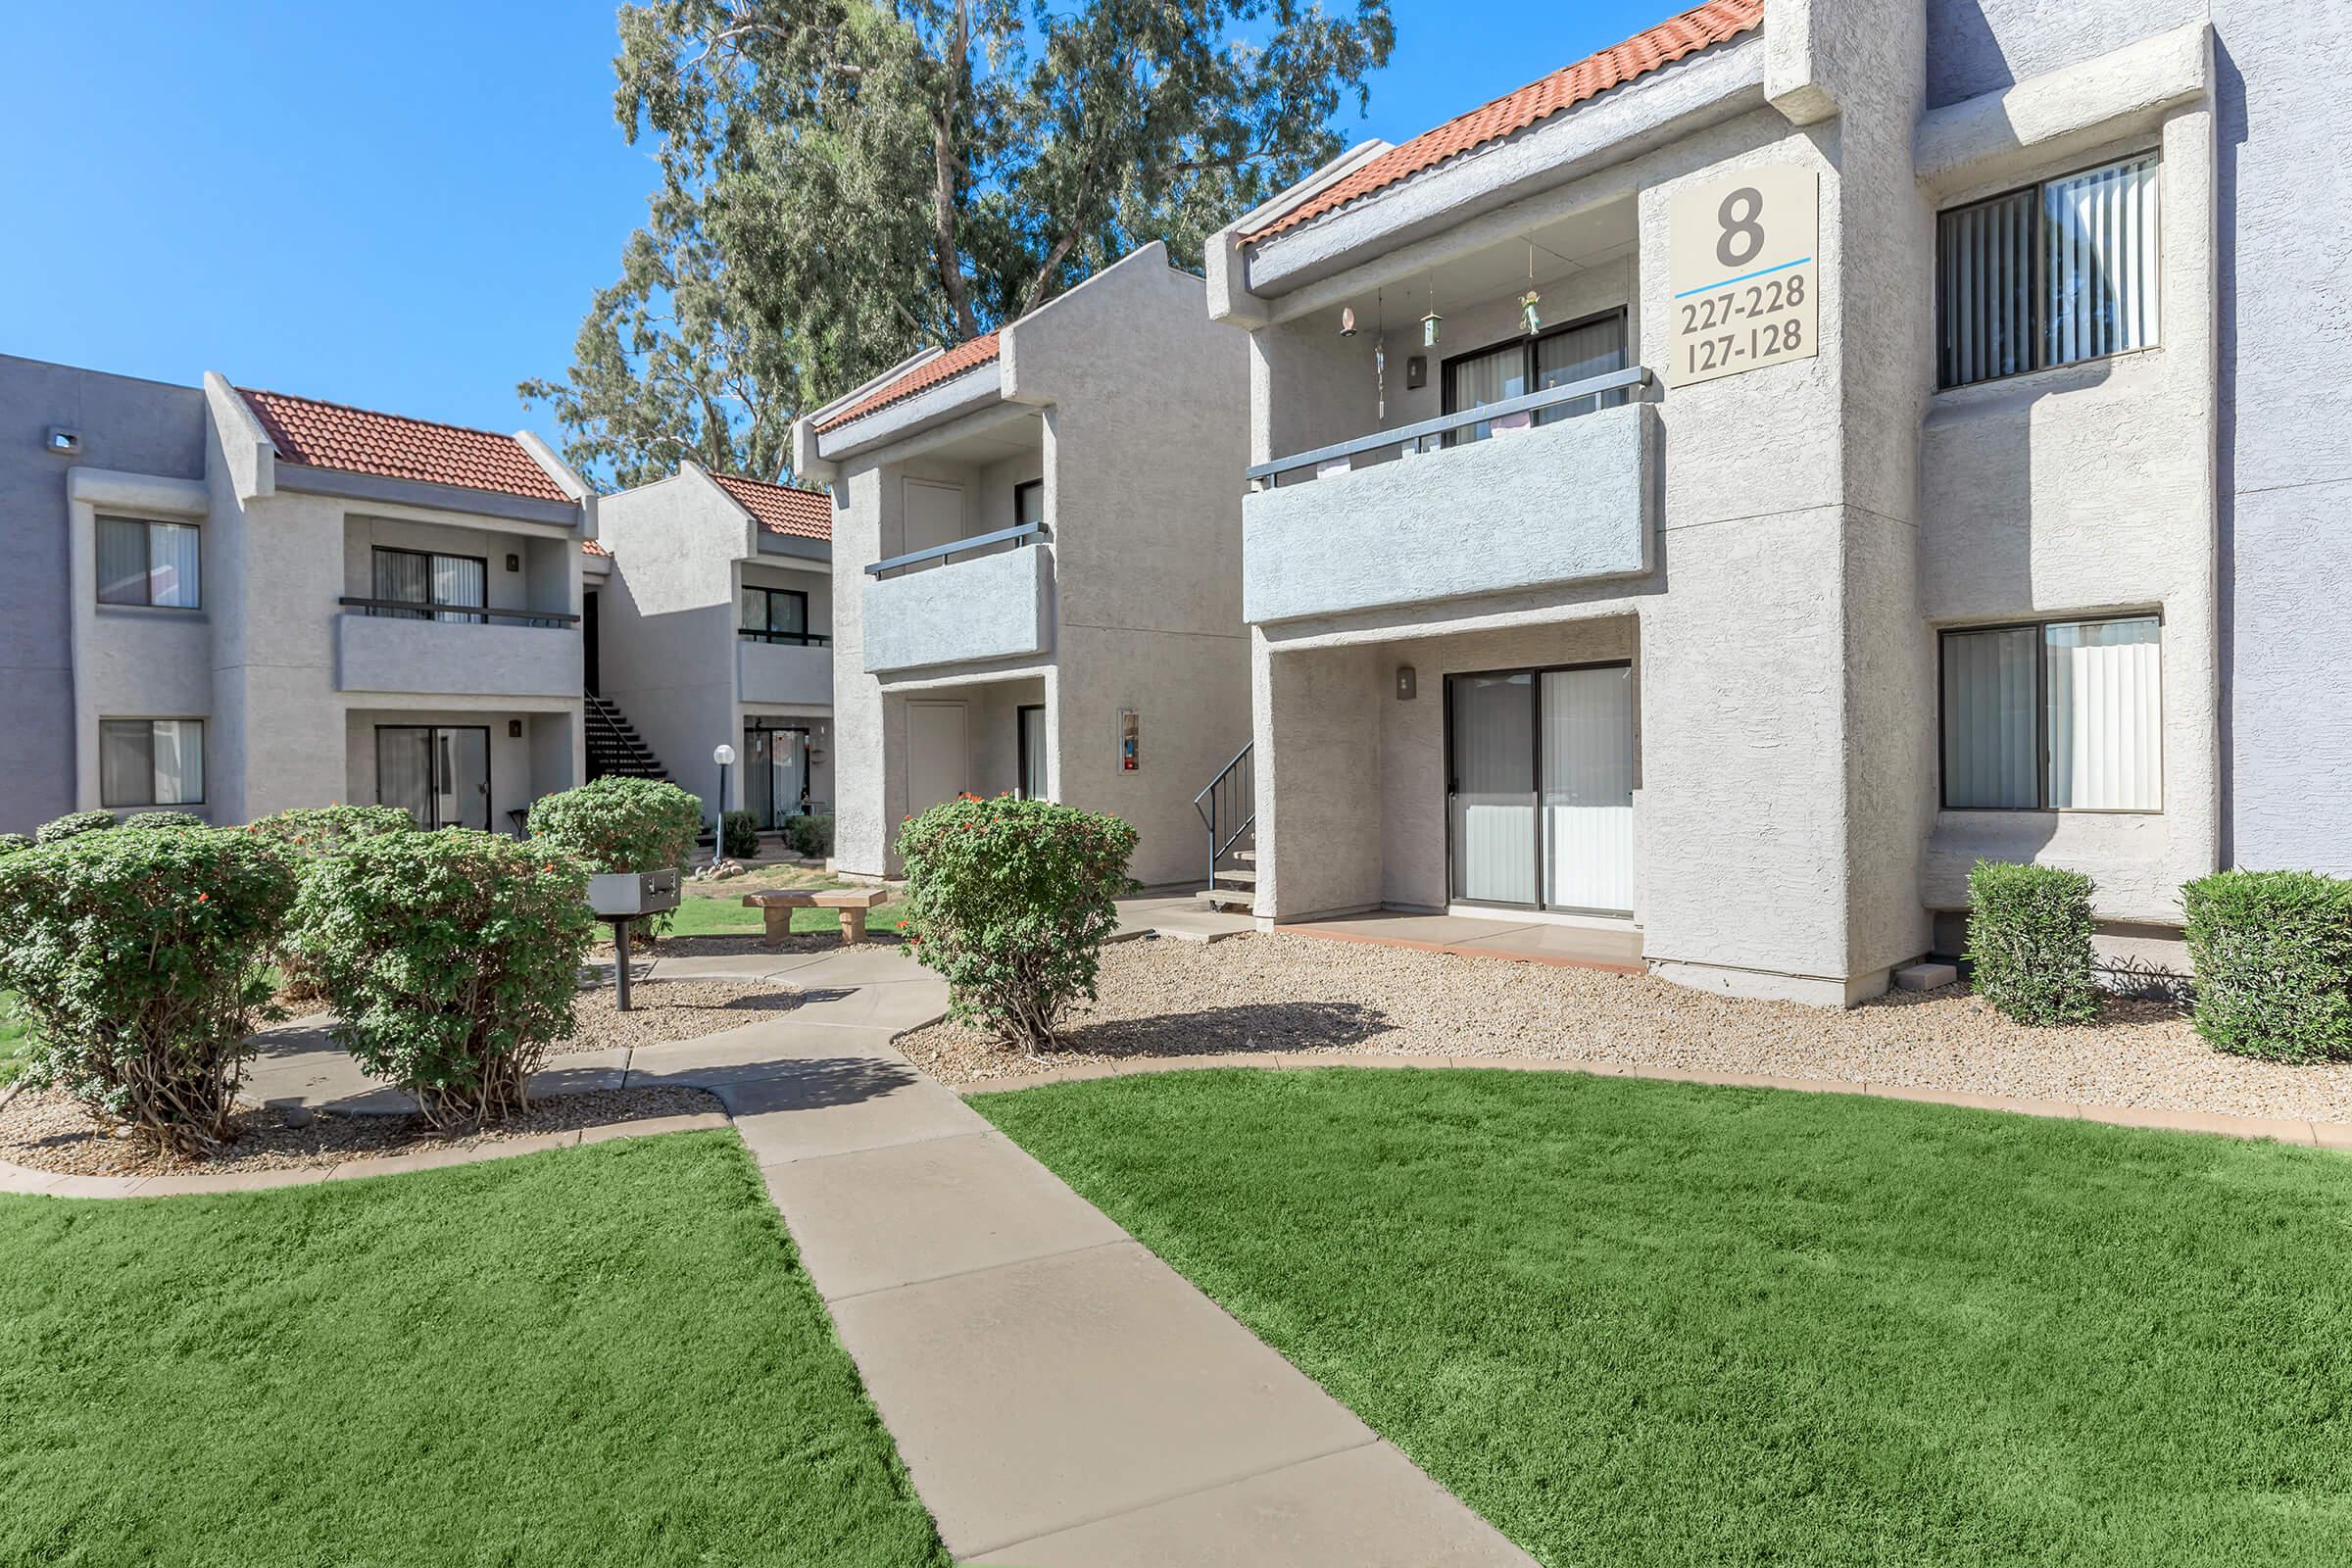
[711,742,736,864]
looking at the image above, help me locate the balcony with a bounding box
[738,633,833,705]
[335,600,580,699]
[861,525,1054,675]
[1243,367,1658,625]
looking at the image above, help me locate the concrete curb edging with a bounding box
[948,1053,2352,1151]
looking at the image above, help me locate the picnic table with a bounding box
[742,887,892,946]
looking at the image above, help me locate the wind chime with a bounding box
[1520,242,1543,336]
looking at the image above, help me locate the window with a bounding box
[740,585,817,645]
[96,517,200,608]
[1938,153,2159,389]
[1940,615,2162,811]
[99,719,204,807]
[1442,311,1628,445]
[1013,479,1044,531]
[370,546,487,623]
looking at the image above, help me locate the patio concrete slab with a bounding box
[1281,910,1643,972]
[761,1130,1128,1301]
[827,1240,1374,1560]
[241,1021,379,1108]
[976,1440,1534,1568]
[1116,895,1255,944]
[722,1057,990,1164]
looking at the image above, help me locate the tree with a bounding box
[524,0,1393,486]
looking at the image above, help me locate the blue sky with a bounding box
[2,1,1673,437]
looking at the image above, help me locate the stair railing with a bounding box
[1191,740,1254,891]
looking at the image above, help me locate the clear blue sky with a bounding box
[2,1,1673,437]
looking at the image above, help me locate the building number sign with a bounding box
[1667,166,1820,388]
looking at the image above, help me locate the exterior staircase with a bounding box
[1193,740,1255,912]
[584,692,669,782]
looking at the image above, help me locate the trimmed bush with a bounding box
[245,804,416,857]
[0,828,297,1153]
[787,812,834,859]
[721,809,761,860]
[290,830,595,1129]
[526,777,702,874]
[35,810,118,846]
[1966,859,2100,1025]
[0,834,30,858]
[896,795,1137,1054]
[2182,870,2352,1063]
[122,810,207,831]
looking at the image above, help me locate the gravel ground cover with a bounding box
[0,1084,724,1177]
[901,932,2352,1121]
[554,979,810,1054]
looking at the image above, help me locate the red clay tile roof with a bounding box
[814,332,1003,434]
[581,538,612,558]
[237,387,572,504]
[710,471,833,540]
[1243,0,1763,242]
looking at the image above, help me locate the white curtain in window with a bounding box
[1535,316,1630,421]
[432,554,486,624]
[151,720,202,806]
[1446,343,1527,445]
[99,720,154,807]
[1540,667,1635,912]
[1941,626,2039,808]
[148,522,201,609]
[2046,618,2161,809]
[1939,188,2036,387]
[1449,673,1535,904]
[2046,156,2159,368]
[98,519,150,604]
[377,728,434,825]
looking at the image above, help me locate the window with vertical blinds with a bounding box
[1938,154,2159,389]
[96,517,201,608]
[99,719,205,807]
[1940,615,2162,811]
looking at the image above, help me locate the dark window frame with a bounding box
[739,584,826,646]
[95,515,202,610]
[1012,478,1045,531]
[1440,306,1631,447]
[743,718,816,828]
[372,723,492,831]
[97,717,206,808]
[1016,704,1047,800]
[1936,612,2165,814]
[1442,659,1636,917]
[1935,150,2162,391]
[368,545,490,623]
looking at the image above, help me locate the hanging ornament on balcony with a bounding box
[1339,306,1356,338]
[1374,289,1388,418]
[1520,243,1542,336]
[1421,272,1441,348]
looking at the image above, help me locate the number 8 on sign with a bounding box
[1667,166,1820,388]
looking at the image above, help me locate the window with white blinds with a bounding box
[1940,615,2162,811]
[96,517,201,608]
[1938,154,2159,389]
[99,719,205,807]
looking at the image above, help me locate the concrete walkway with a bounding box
[24,945,1534,1568]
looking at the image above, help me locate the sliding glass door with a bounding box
[1447,663,1635,915]
[375,725,490,830]
[744,722,810,829]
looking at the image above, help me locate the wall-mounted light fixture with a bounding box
[505,553,521,572]
[1396,664,1417,700]
[1405,355,1427,390]
[508,719,523,738]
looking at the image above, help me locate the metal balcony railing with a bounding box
[864,521,1049,579]
[337,596,579,627]
[1245,365,1652,489]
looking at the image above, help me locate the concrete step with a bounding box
[1895,960,1959,993]
[1200,888,1254,909]
[1214,868,1257,886]
[1232,848,1255,863]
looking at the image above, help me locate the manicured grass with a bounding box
[979,1068,2352,1567]
[664,890,906,939]
[0,1133,948,1567]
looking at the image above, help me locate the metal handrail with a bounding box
[864,520,1048,577]
[1192,739,1254,890]
[337,596,580,626]
[1245,365,1652,486]
[736,629,835,647]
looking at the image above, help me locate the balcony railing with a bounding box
[861,532,1054,674]
[736,628,834,647]
[1246,366,1652,489]
[865,521,1049,579]
[338,596,579,628]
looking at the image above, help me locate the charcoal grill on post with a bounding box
[587,870,681,1010]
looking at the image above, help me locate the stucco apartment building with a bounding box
[592,464,836,829]
[1215,0,2349,1004]
[794,243,1250,889]
[0,354,594,835]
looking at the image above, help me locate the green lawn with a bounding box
[978,1068,2352,1567]
[0,1132,948,1568]
[663,890,906,940]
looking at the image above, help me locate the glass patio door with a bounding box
[375,725,490,830]
[745,725,809,829]
[1447,664,1635,914]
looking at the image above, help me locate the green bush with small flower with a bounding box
[895,794,1137,1054]
[35,810,118,845]
[0,827,297,1154]
[245,803,416,857]
[289,830,594,1130]
[122,810,208,830]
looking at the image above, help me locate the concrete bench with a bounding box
[742,887,892,946]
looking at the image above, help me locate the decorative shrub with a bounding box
[787,813,834,859]
[245,804,416,857]
[896,795,1137,1054]
[1966,859,2100,1025]
[35,810,117,845]
[0,834,30,858]
[526,777,702,874]
[721,809,761,860]
[2182,870,2352,1063]
[122,810,207,831]
[0,828,296,1154]
[290,830,594,1130]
